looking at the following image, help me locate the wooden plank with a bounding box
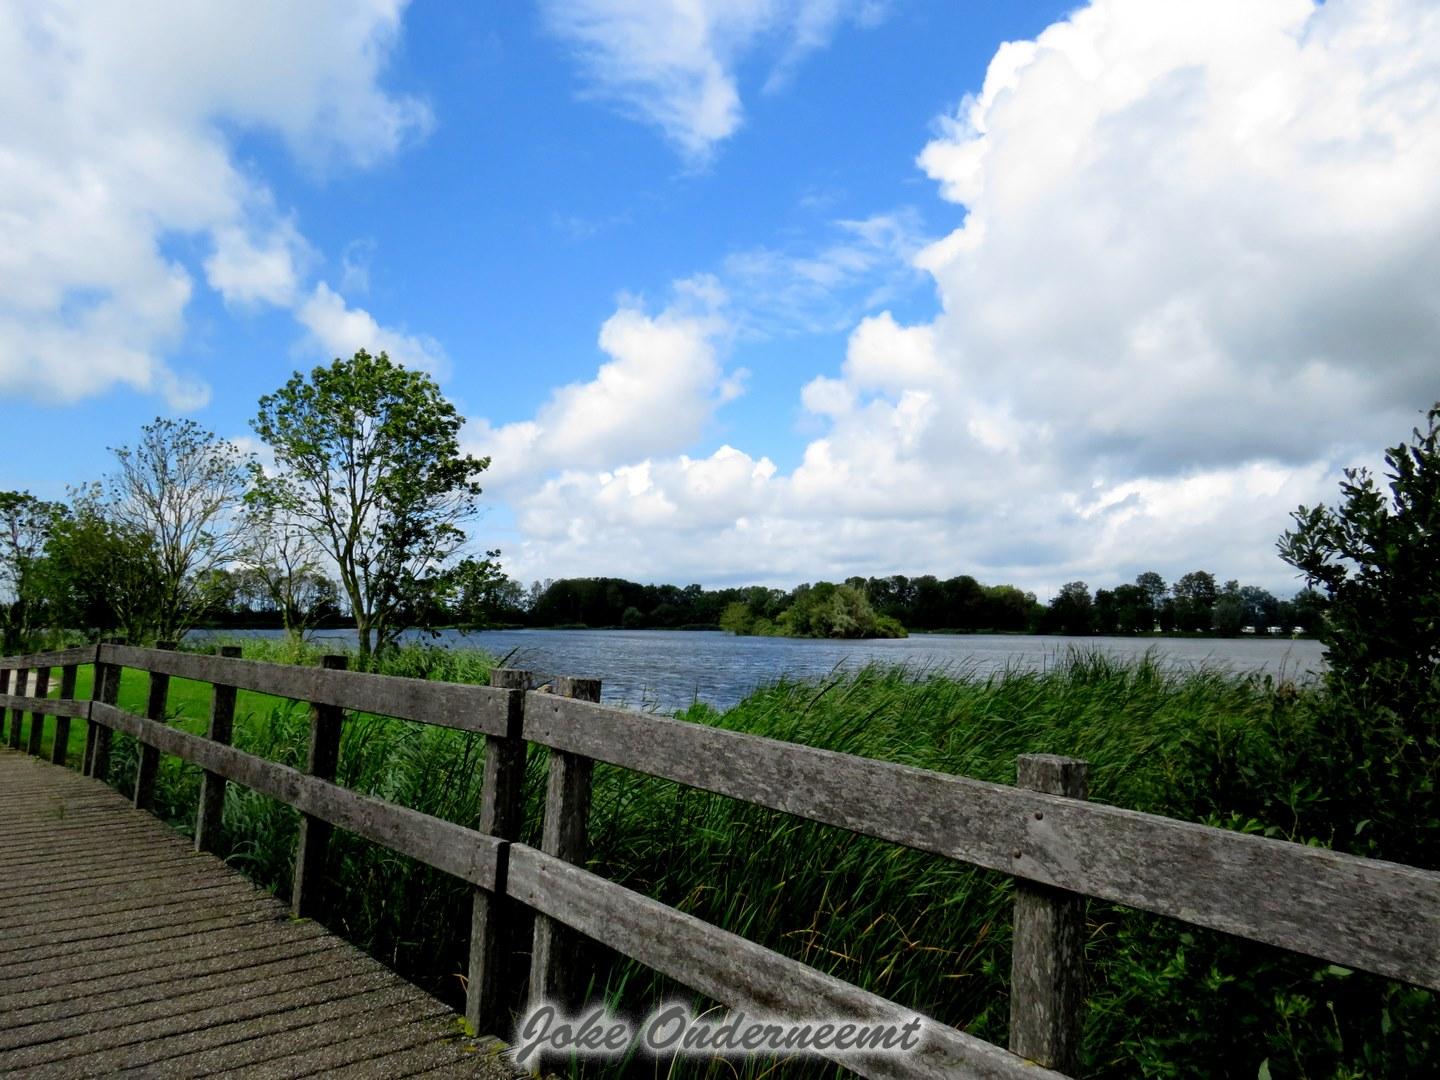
[89,702,502,891]
[467,667,529,1037]
[85,656,120,780]
[6,668,25,749]
[294,654,346,920]
[50,666,79,766]
[194,646,242,854]
[1009,755,1087,1073]
[523,693,1440,989]
[97,643,511,735]
[506,844,1065,1080]
[530,675,599,1013]
[25,667,50,756]
[132,641,174,811]
[0,696,89,719]
[0,645,98,671]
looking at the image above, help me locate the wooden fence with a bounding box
[1,643,1437,1078]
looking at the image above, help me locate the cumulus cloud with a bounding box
[499,0,1440,597]
[0,1,430,409]
[540,0,885,161]
[296,283,448,378]
[470,283,740,486]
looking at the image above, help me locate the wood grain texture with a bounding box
[194,646,242,854]
[523,693,1440,989]
[0,695,89,719]
[0,645,98,671]
[293,654,346,920]
[89,702,502,891]
[131,642,174,811]
[97,644,511,735]
[507,844,1066,1080]
[1009,755,1088,1073]
[25,667,51,756]
[50,666,78,767]
[468,668,530,1037]
[5,668,26,749]
[530,675,599,1013]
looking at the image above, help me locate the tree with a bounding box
[235,506,337,639]
[1044,581,1094,635]
[250,350,489,659]
[42,488,166,643]
[1279,403,1440,722]
[1277,402,1440,862]
[108,418,251,640]
[1172,570,1218,632]
[1212,580,1245,636]
[0,492,62,652]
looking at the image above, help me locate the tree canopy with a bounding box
[250,349,490,658]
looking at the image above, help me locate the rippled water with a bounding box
[213,627,1327,712]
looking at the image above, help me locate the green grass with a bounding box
[10,643,1435,1078]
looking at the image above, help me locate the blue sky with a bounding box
[2,1,1437,599]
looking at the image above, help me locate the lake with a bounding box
[213,628,1328,712]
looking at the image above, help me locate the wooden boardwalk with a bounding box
[0,750,518,1079]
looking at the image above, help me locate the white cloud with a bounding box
[470,284,738,486]
[498,0,1440,598]
[540,0,885,161]
[0,1,429,409]
[296,283,448,378]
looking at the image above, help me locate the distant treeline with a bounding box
[462,570,1326,638]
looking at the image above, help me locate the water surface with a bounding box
[225,628,1326,712]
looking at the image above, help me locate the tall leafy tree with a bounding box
[108,418,252,639]
[43,488,167,643]
[250,349,490,659]
[0,491,63,652]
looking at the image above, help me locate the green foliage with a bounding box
[41,487,167,643]
[250,349,490,659]
[112,648,1435,1078]
[0,490,63,652]
[1278,402,1440,865]
[107,417,252,640]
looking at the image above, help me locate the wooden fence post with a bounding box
[1009,753,1089,1074]
[26,666,51,756]
[0,669,12,748]
[529,675,600,1012]
[467,667,530,1036]
[85,644,121,780]
[132,642,175,810]
[7,667,28,749]
[51,664,79,766]
[194,645,243,853]
[292,654,348,919]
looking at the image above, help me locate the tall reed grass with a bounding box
[116,641,1433,1078]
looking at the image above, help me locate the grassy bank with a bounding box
[31,641,1436,1077]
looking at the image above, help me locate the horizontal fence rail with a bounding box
[1,642,1438,1079]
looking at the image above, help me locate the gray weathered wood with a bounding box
[50,666,79,767]
[97,644,511,735]
[85,652,121,780]
[26,667,51,756]
[88,701,502,890]
[523,693,1440,990]
[529,675,600,1013]
[506,844,1065,1080]
[467,667,529,1037]
[293,655,347,919]
[194,646,243,854]
[6,667,27,749]
[132,642,175,811]
[0,695,89,718]
[0,645,98,671]
[1010,755,1088,1073]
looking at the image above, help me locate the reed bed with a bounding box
[78,640,1435,1078]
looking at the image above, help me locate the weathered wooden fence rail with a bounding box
[2,643,1437,1078]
